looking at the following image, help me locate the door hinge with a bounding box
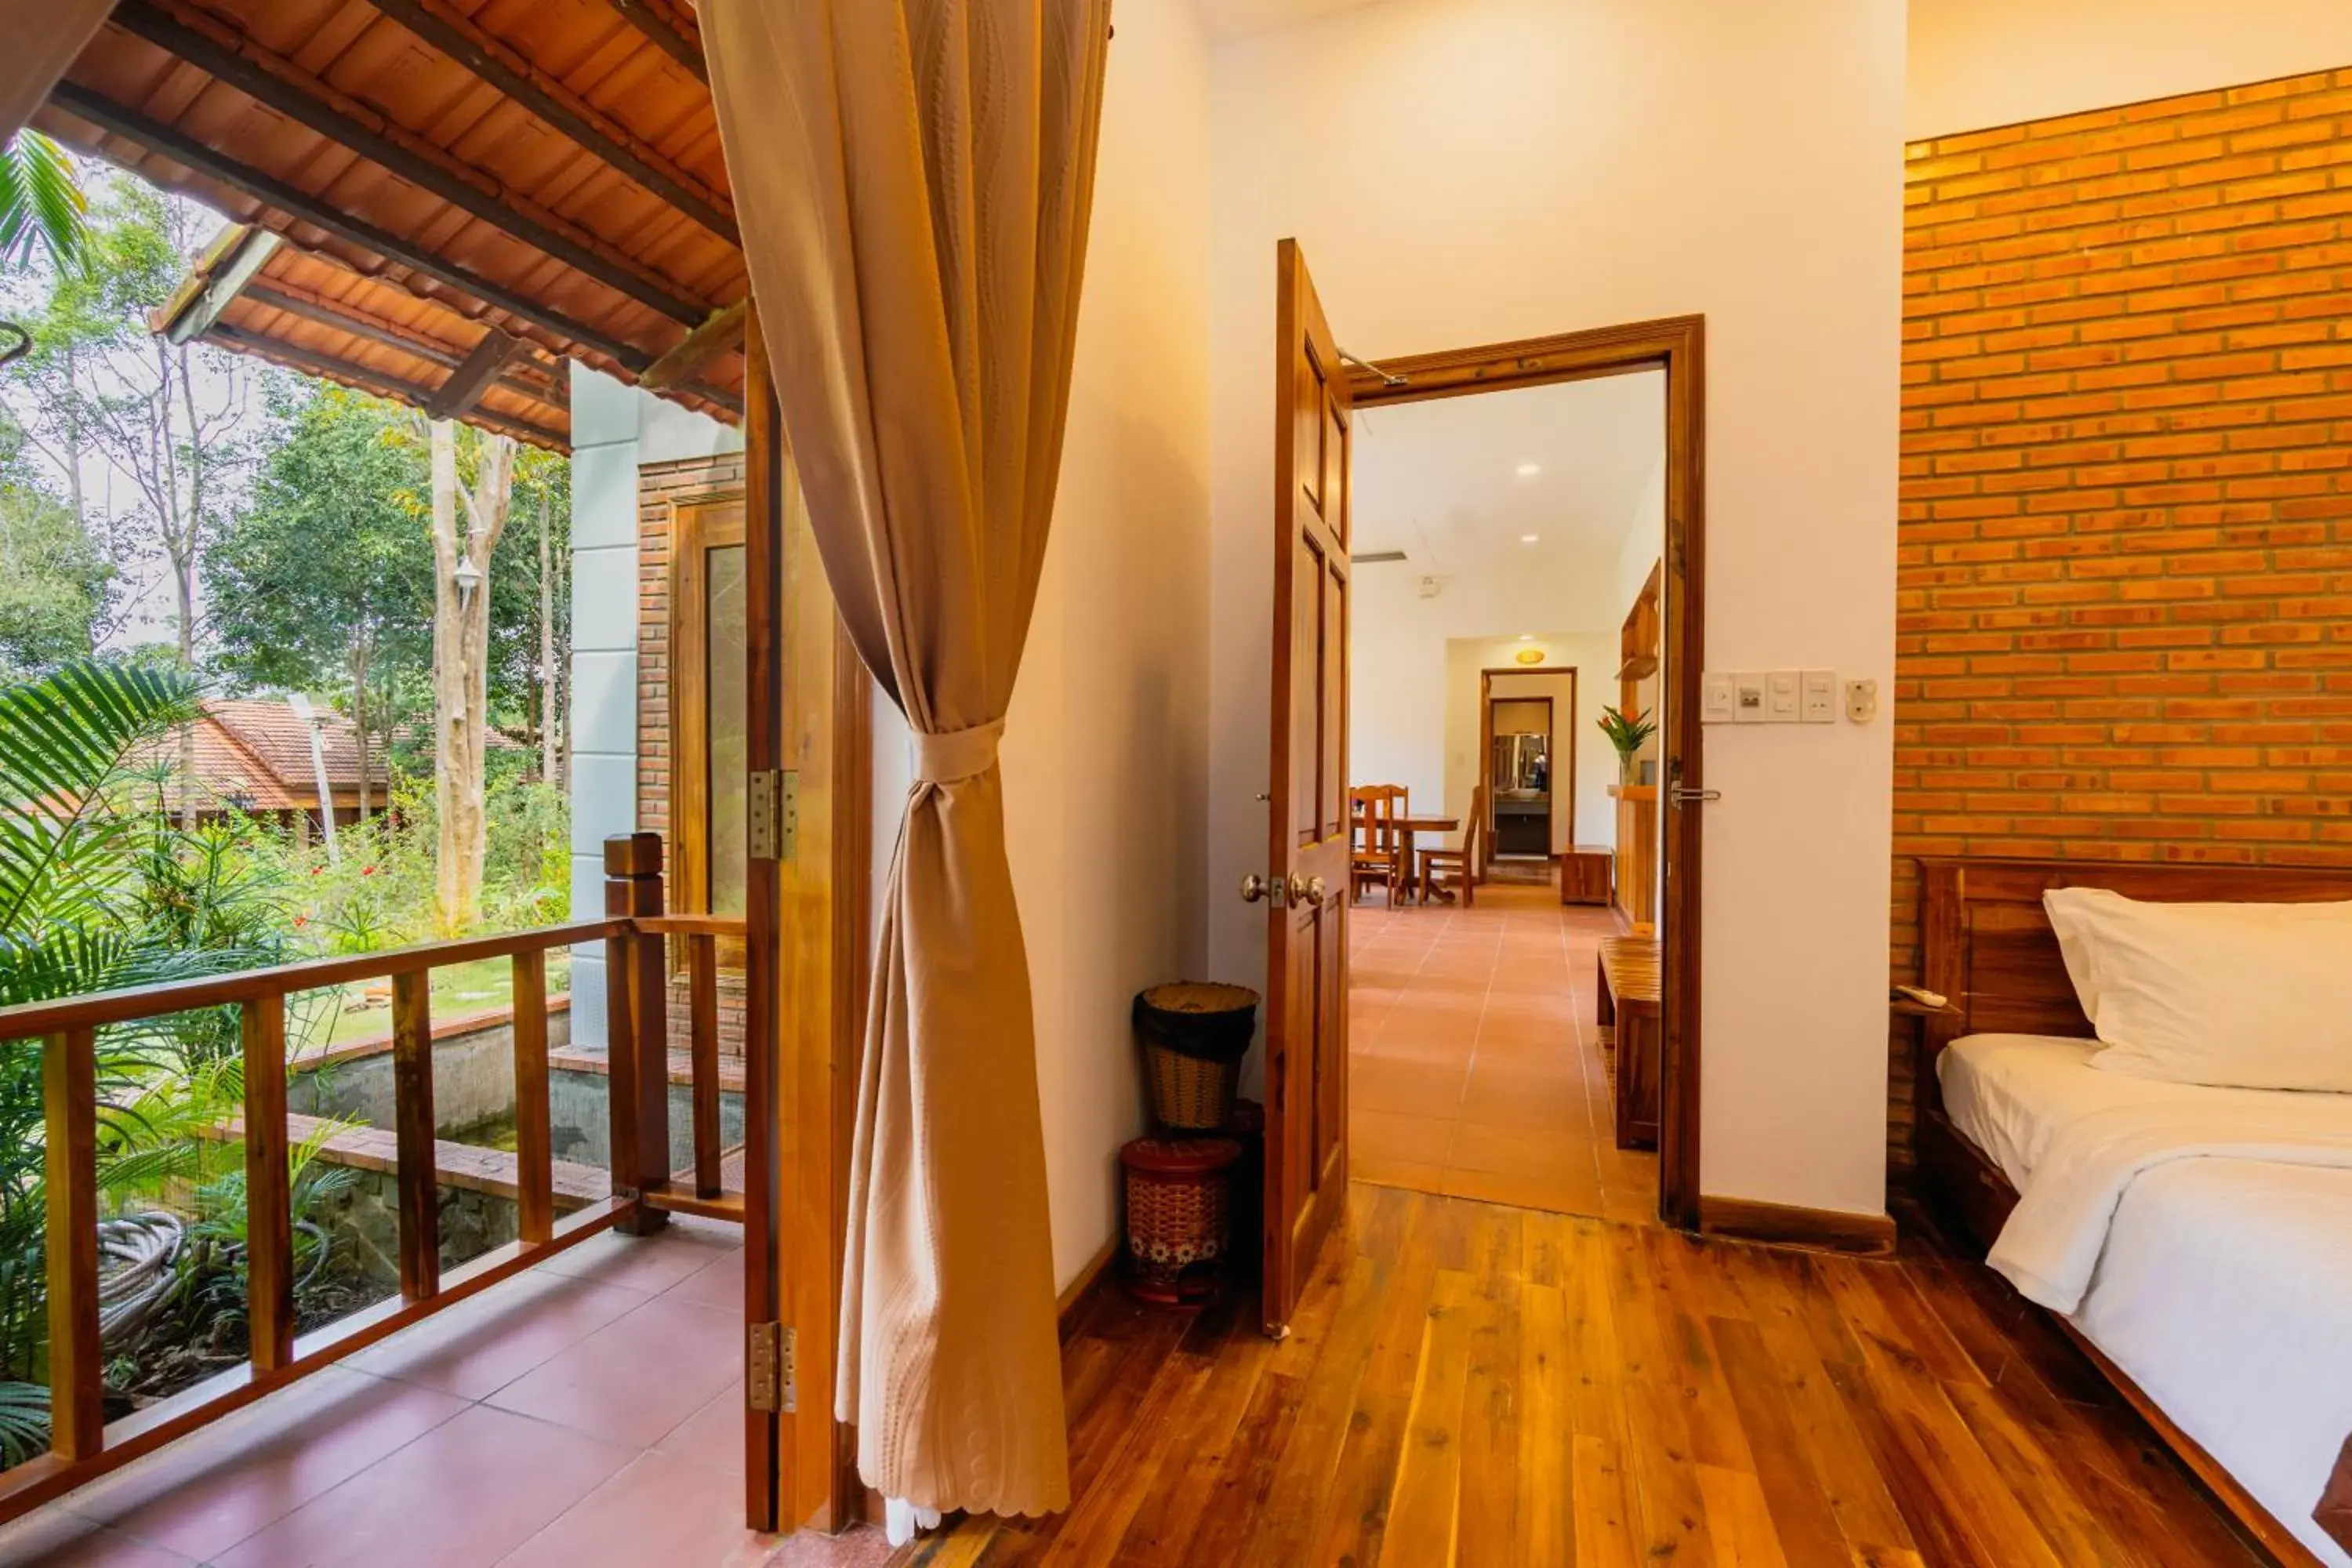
[747,1321,795,1414]
[746,769,799,862]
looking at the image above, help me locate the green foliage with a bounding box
[0,132,88,278]
[0,660,314,1443]
[1596,704,1657,759]
[205,384,434,755]
[0,425,111,677]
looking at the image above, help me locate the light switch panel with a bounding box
[1845,677,1878,724]
[1733,673,1769,724]
[1702,672,1737,724]
[1766,670,1801,722]
[1801,670,1837,723]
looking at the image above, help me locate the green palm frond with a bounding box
[0,131,88,276]
[0,1379,46,1465]
[0,661,199,938]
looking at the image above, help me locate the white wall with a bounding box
[1908,0,2352,140]
[1439,645,1612,856]
[1348,554,1620,828]
[567,368,742,1049]
[1207,0,1904,1216]
[865,0,1216,1292]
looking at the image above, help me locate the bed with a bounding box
[1915,857,2352,1568]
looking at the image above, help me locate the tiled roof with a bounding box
[204,699,387,793]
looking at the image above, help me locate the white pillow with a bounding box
[2041,887,2352,1091]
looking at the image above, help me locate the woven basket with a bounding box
[1120,1135,1240,1305]
[1134,982,1258,1132]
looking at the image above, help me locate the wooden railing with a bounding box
[0,832,747,1522]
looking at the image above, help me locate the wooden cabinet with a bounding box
[1558,844,1613,906]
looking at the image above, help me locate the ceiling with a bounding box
[1349,370,1664,579]
[1189,0,1386,42]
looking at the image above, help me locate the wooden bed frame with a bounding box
[1915,855,2352,1568]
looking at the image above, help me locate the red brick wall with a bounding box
[1891,71,2352,1170]
[634,453,749,1058]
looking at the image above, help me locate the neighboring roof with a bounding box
[129,698,391,814]
[205,699,388,794]
[38,0,750,450]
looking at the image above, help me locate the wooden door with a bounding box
[1260,238,1352,1335]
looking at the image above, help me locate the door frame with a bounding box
[1478,665,1575,869]
[1346,317,1707,1228]
[742,314,873,1534]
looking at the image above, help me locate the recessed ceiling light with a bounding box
[1519,533,1540,544]
[1515,462,1541,477]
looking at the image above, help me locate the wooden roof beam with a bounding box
[426,328,525,420]
[361,0,735,244]
[111,1,710,326]
[153,223,281,345]
[607,0,706,83]
[48,78,657,373]
[238,280,568,409]
[639,296,744,392]
[208,322,569,450]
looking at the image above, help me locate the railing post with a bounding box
[390,971,440,1301]
[604,833,670,1234]
[43,1026,102,1461]
[241,996,295,1373]
[511,950,555,1246]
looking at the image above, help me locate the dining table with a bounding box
[1388,813,1460,902]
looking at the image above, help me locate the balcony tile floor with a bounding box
[1348,871,1660,1222]
[0,1218,891,1568]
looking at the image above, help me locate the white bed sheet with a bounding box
[1936,1033,2352,1566]
[2079,1160,2352,1568]
[1936,1031,2352,1188]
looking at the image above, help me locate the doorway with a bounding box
[1256,241,1706,1331]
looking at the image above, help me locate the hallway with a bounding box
[1348,877,1657,1224]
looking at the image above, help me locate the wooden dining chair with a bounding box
[1419,784,1484,907]
[1349,784,1403,903]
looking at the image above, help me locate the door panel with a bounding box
[1263,239,1352,1335]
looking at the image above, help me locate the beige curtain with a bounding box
[0,0,113,141]
[700,0,1112,1530]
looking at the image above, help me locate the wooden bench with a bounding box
[1598,935,1661,1150]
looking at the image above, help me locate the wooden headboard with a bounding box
[1915,856,2352,1119]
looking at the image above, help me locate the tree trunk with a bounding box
[173,545,199,830]
[350,641,372,822]
[426,419,514,935]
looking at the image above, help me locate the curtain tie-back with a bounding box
[912,719,1006,786]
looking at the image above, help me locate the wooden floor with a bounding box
[889,1184,2260,1567]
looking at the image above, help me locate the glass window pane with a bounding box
[705,543,749,917]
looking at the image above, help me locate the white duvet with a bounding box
[1973,1081,2352,1567]
[1987,1097,2352,1312]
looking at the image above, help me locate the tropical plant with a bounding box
[0,132,89,277]
[0,660,315,1458]
[1596,704,1657,760]
[0,129,89,372]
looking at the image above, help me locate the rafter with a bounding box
[361,0,736,244]
[111,1,710,326]
[238,280,568,409]
[607,0,706,82]
[208,322,568,450]
[48,78,657,374]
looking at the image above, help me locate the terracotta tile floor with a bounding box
[1348,869,1659,1224]
[0,1218,893,1568]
